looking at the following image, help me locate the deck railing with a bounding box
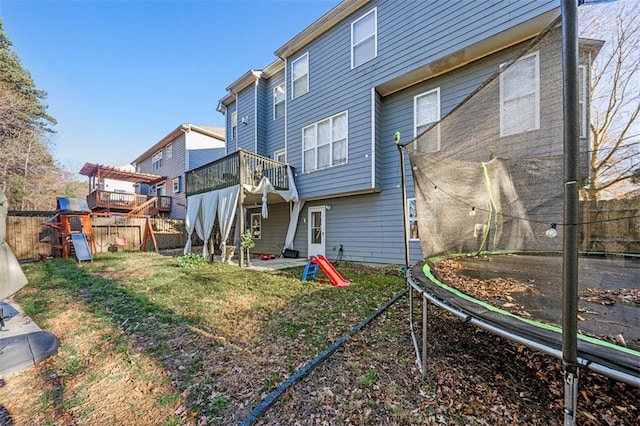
[86,190,171,214]
[186,150,291,196]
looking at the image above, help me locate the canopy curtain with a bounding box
[284,199,305,250]
[0,189,28,299]
[200,191,219,259]
[217,185,240,258]
[183,193,202,255]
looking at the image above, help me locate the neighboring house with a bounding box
[133,124,225,219]
[189,0,598,264]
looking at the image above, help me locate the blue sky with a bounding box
[0,0,339,173]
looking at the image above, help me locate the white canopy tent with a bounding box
[183,166,301,260]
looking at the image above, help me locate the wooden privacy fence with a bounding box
[7,212,188,261]
[6,200,639,261]
[580,199,640,254]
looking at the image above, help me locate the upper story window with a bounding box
[351,8,377,68]
[579,64,587,138]
[500,51,540,137]
[414,88,441,153]
[292,52,309,99]
[274,149,286,163]
[152,150,163,171]
[172,176,181,193]
[274,83,285,120]
[302,111,348,173]
[166,143,173,159]
[231,111,237,140]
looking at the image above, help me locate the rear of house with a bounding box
[213,0,597,264]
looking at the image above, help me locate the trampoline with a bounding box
[409,253,639,386]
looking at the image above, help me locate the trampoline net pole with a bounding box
[422,294,428,377]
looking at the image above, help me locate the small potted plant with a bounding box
[240,230,255,267]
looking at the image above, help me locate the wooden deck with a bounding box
[86,190,171,215]
[186,150,291,196]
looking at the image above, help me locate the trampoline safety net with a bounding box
[406,3,639,383]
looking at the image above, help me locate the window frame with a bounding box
[407,198,419,241]
[249,212,262,240]
[172,176,180,194]
[152,150,163,171]
[291,52,309,100]
[302,111,348,173]
[231,111,237,140]
[499,51,540,137]
[351,8,378,69]
[579,64,587,139]
[166,142,173,159]
[155,182,166,196]
[274,149,286,163]
[413,87,441,152]
[273,82,285,120]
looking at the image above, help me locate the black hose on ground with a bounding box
[240,287,408,426]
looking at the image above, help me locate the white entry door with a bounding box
[308,206,325,257]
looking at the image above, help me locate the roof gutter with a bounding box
[274,0,371,59]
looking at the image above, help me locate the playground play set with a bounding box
[44,197,159,262]
[301,255,351,288]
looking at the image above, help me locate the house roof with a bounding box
[225,70,263,94]
[274,0,371,59]
[132,123,225,164]
[79,163,166,185]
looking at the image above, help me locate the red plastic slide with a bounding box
[311,255,350,287]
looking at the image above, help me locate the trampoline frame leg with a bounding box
[422,296,428,377]
[563,367,579,426]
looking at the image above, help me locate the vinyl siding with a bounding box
[244,203,290,255]
[283,0,558,200]
[264,72,287,160]
[256,80,268,156]
[137,134,187,220]
[217,0,562,264]
[289,26,564,265]
[226,101,237,154]
[237,85,256,152]
[187,148,226,171]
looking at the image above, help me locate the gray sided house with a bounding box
[207,0,598,265]
[133,124,225,219]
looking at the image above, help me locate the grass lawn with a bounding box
[4,252,405,425]
[2,252,637,425]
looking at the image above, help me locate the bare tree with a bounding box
[580,0,640,200]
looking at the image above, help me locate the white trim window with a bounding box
[166,142,173,159]
[156,182,166,196]
[407,198,419,240]
[152,150,163,171]
[414,88,441,153]
[273,83,285,120]
[250,212,261,239]
[274,149,286,163]
[231,111,237,140]
[172,176,181,193]
[302,111,348,173]
[291,52,309,99]
[351,8,377,68]
[579,64,587,138]
[500,51,540,136]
